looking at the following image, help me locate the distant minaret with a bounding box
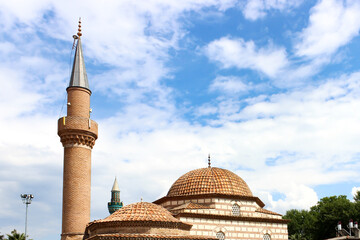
[108,177,123,214]
[58,19,98,240]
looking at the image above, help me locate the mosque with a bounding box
[57,20,289,240]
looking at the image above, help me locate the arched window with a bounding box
[232,203,240,216]
[216,231,225,240]
[263,234,271,240]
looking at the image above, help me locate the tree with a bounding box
[6,230,26,240]
[309,195,356,239]
[288,233,309,240]
[283,209,313,240]
[0,232,4,240]
[284,195,360,240]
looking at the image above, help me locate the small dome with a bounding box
[167,167,252,197]
[102,202,181,223]
[86,202,193,238]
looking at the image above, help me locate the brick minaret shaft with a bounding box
[58,20,98,240]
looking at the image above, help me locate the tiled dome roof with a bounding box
[167,167,253,197]
[101,202,181,223]
[86,202,193,237]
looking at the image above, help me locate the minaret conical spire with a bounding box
[69,18,89,90]
[112,177,120,191]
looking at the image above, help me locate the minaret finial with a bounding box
[77,17,82,37]
[208,154,211,168]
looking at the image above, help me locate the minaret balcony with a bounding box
[58,116,98,140]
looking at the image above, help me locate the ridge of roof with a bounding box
[171,202,210,211]
[255,208,282,216]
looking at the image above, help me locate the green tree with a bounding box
[283,209,313,240]
[309,195,356,239]
[6,230,26,240]
[283,195,360,240]
[288,232,309,240]
[0,232,4,240]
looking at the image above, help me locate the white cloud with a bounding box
[209,75,249,94]
[352,186,360,199]
[205,37,288,77]
[295,0,360,58]
[192,71,360,213]
[258,184,318,213]
[242,0,303,21]
[87,71,360,218]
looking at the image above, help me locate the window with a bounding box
[232,203,240,216]
[216,231,225,240]
[263,234,271,240]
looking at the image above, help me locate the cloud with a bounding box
[295,0,360,58]
[209,0,360,85]
[209,75,250,94]
[87,71,360,217]
[258,184,318,213]
[352,186,360,199]
[242,0,303,21]
[205,37,288,77]
[192,71,360,212]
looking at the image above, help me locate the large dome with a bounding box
[167,167,253,197]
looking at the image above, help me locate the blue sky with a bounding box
[2,0,360,239]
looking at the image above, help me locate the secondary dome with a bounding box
[101,201,182,223]
[167,167,253,197]
[85,202,193,238]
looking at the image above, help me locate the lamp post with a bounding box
[21,194,34,240]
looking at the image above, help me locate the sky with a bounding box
[1,0,360,239]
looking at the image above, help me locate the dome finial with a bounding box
[208,154,211,168]
[77,17,82,37]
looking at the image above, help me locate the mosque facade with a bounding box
[57,21,289,240]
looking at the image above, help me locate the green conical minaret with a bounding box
[108,177,123,214]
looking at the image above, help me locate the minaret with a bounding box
[58,19,98,240]
[108,177,123,214]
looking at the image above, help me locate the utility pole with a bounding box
[21,194,34,240]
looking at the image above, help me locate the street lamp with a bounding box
[20,194,34,240]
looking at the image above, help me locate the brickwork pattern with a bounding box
[87,233,217,240]
[67,87,91,118]
[89,225,190,237]
[62,146,92,239]
[59,86,98,240]
[184,217,288,240]
[58,116,98,137]
[160,197,288,240]
[167,168,252,197]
